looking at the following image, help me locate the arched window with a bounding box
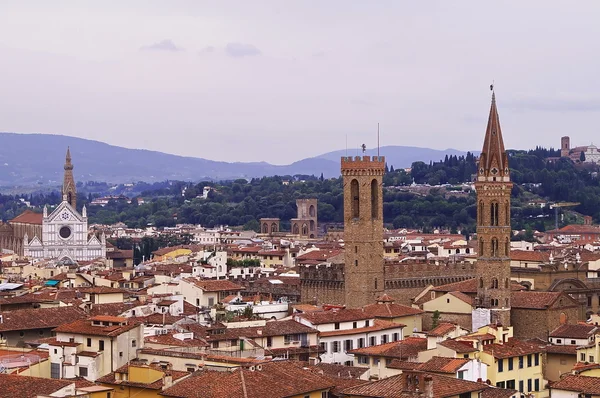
[491,278,498,289]
[479,278,484,288]
[262,223,268,234]
[310,220,315,232]
[302,224,308,235]
[309,205,316,217]
[491,238,498,257]
[505,201,510,225]
[505,298,509,307]
[478,201,484,225]
[371,179,379,219]
[351,179,360,219]
[505,238,510,257]
[479,239,484,256]
[505,278,509,289]
[490,202,499,226]
[293,224,299,235]
[271,223,278,233]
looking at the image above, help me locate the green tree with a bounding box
[432,310,441,328]
[580,151,586,162]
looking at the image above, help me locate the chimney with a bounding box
[162,374,173,390]
[424,375,433,398]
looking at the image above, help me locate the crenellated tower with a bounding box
[62,147,77,209]
[342,155,385,308]
[475,91,513,326]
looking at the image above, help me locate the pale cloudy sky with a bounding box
[1,1,599,164]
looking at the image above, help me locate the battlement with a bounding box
[341,156,385,175]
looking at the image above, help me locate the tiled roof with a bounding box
[0,306,86,332]
[53,318,141,337]
[97,364,189,390]
[482,339,544,359]
[510,250,549,262]
[511,291,577,309]
[183,278,243,292]
[88,300,143,317]
[417,356,469,374]
[0,373,73,398]
[348,337,427,360]
[426,323,457,337]
[310,362,369,379]
[296,249,342,262]
[549,324,597,339]
[386,360,422,370]
[206,320,317,341]
[342,372,487,398]
[160,361,334,398]
[545,344,577,355]
[448,291,474,305]
[550,374,600,394]
[481,387,519,398]
[10,210,43,225]
[79,286,127,294]
[361,302,424,318]
[296,308,373,325]
[319,320,404,338]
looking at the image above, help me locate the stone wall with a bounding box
[422,311,472,331]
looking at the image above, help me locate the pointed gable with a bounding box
[478,92,510,182]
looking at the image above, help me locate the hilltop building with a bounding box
[23,148,107,262]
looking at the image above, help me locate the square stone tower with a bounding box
[342,155,385,308]
[475,92,513,327]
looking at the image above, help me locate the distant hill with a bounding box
[0,133,477,185]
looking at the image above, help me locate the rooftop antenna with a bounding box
[361,144,367,154]
[377,122,380,158]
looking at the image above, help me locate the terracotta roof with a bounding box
[88,301,143,317]
[510,250,549,262]
[296,308,373,325]
[439,339,477,354]
[549,323,597,339]
[386,360,422,370]
[53,318,141,337]
[79,286,127,294]
[361,302,424,318]
[427,323,458,337]
[97,364,189,390]
[550,374,600,394]
[183,278,243,292]
[482,339,544,359]
[511,291,578,309]
[319,319,404,338]
[310,362,369,379]
[207,320,317,341]
[0,306,86,332]
[545,344,577,355]
[160,361,334,398]
[417,356,469,374]
[342,372,487,398]
[0,373,73,398]
[348,337,427,360]
[296,249,342,262]
[10,210,43,225]
[448,291,474,305]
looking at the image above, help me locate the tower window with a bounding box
[505,202,510,225]
[375,278,378,290]
[491,238,498,257]
[351,179,360,219]
[478,201,484,225]
[479,278,484,288]
[479,239,484,256]
[491,278,498,289]
[491,202,499,226]
[371,179,379,219]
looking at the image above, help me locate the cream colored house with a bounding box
[49,315,144,381]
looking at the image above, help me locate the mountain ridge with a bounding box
[0,132,477,185]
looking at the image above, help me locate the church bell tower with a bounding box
[475,91,512,326]
[63,147,77,209]
[342,153,385,308]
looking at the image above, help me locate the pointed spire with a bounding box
[62,147,77,209]
[82,205,87,218]
[43,205,48,218]
[478,91,509,182]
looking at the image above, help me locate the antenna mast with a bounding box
[377,123,380,158]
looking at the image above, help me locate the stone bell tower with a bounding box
[62,147,77,209]
[475,91,513,327]
[342,154,385,308]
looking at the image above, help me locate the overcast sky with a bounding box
[1,1,600,164]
